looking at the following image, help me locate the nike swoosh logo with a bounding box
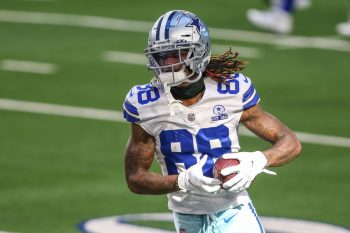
[223,214,236,223]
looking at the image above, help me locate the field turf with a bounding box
[0,1,349,232]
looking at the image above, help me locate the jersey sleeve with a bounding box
[238,73,261,110]
[123,86,142,124]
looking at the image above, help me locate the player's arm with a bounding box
[124,123,179,194]
[240,104,302,167]
[221,103,301,192]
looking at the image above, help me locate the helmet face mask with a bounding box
[149,46,191,72]
[145,10,211,87]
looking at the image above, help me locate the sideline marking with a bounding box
[0,98,349,148]
[78,213,350,233]
[0,10,350,52]
[0,59,57,74]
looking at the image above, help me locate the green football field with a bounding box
[0,0,349,233]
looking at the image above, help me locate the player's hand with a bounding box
[177,154,221,193]
[220,151,276,192]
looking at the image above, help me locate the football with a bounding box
[213,157,240,186]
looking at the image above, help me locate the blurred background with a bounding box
[0,0,349,233]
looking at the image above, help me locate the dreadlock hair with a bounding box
[204,47,248,83]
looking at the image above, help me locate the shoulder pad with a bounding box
[123,84,161,123]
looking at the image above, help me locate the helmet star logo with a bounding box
[186,17,203,33]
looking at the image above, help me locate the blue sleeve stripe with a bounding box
[243,83,255,103]
[243,92,260,110]
[124,100,139,116]
[123,110,140,123]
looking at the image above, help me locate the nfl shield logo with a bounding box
[187,113,195,122]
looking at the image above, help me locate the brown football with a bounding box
[213,157,240,186]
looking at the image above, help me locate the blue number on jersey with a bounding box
[217,79,239,94]
[159,129,197,175]
[137,84,160,105]
[197,125,231,176]
[159,125,231,177]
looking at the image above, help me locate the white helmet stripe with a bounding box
[159,11,175,41]
[164,11,178,39]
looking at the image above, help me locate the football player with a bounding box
[247,0,350,36]
[123,10,301,233]
[247,0,297,34]
[336,0,350,37]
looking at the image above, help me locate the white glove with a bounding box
[220,151,277,192]
[177,154,221,193]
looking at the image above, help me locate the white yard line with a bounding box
[103,51,146,66]
[0,10,150,32]
[21,0,57,1]
[210,28,350,52]
[21,0,56,2]
[0,98,123,122]
[0,98,349,148]
[239,127,350,149]
[103,46,261,66]
[1,10,350,52]
[0,59,57,74]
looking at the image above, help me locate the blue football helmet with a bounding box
[145,10,211,87]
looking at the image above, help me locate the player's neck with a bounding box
[170,76,205,106]
[178,91,204,107]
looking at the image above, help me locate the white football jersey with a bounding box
[123,73,260,214]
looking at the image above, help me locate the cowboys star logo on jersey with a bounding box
[211,104,228,121]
